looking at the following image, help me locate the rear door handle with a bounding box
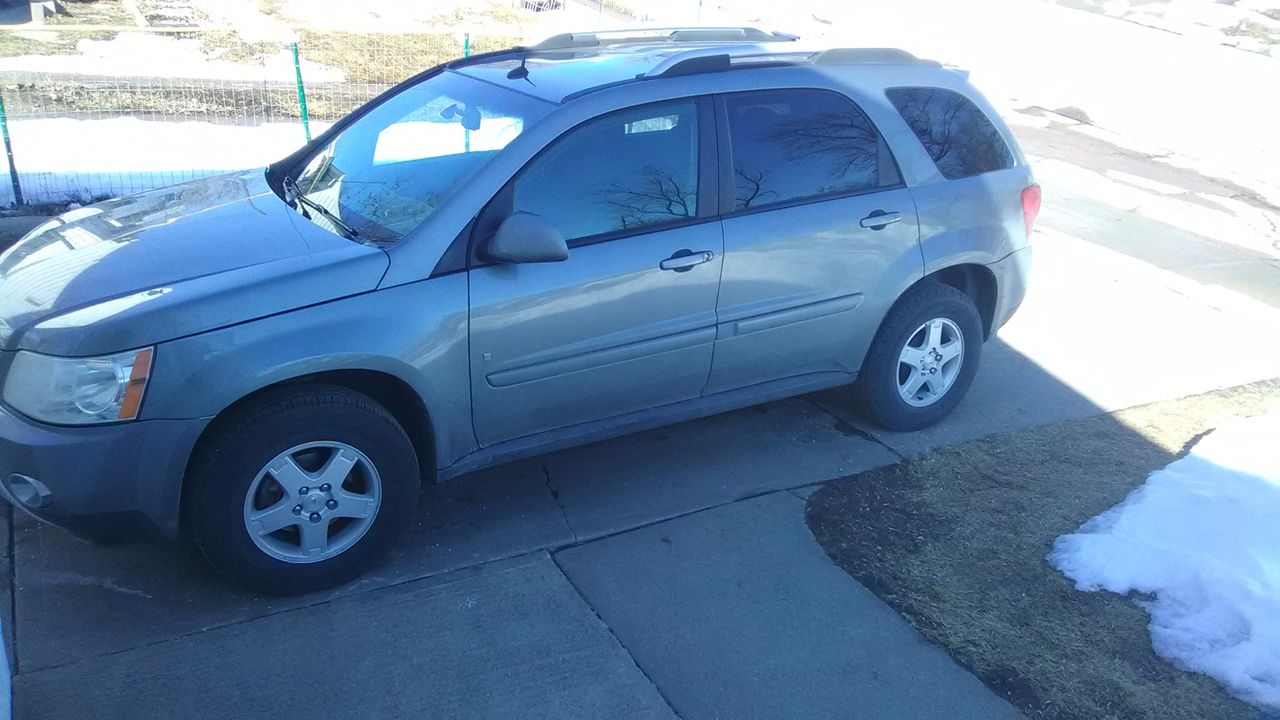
[660,249,715,272]
[860,210,903,230]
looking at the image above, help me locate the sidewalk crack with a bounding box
[549,553,684,719]
[541,462,578,543]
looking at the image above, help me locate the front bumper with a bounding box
[0,403,209,541]
[987,246,1032,335]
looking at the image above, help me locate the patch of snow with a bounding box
[0,117,328,204]
[1050,411,1280,710]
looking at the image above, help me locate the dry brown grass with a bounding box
[806,379,1280,720]
[47,0,136,26]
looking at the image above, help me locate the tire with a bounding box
[854,282,983,432]
[185,385,420,595]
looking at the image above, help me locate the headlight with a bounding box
[3,347,154,425]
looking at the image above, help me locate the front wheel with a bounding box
[184,385,420,595]
[855,283,983,431]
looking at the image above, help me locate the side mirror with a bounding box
[481,212,569,264]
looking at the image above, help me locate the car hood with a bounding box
[0,171,389,356]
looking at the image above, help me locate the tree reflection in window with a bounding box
[886,87,1014,180]
[601,165,695,230]
[515,101,699,241]
[726,90,885,211]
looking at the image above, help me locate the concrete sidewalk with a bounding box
[555,493,1017,719]
[5,107,1280,720]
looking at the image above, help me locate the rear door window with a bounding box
[885,87,1015,179]
[723,89,900,212]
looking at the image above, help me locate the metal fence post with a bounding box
[0,88,23,207]
[291,41,312,143]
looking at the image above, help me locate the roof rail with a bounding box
[643,45,940,79]
[643,45,782,77]
[525,27,798,51]
[811,48,939,67]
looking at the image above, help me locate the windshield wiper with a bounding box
[283,174,361,241]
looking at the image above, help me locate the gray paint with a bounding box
[470,221,723,444]
[0,402,206,538]
[712,186,923,393]
[0,171,387,357]
[148,273,476,467]
[0,45,1032,541]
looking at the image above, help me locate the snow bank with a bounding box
[0,116,328,204]
[1050,411,1280,709]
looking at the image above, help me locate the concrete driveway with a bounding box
[5,48,1280,720]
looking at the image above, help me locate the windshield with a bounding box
[287,71,551,245]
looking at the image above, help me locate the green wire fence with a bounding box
[0,28,519,206]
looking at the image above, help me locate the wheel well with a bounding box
[923,264,998,339]
[183,370,437,507]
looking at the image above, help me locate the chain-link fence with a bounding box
[0,26,523,206]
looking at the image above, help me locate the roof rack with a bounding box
[644,46,937,78]
[525,27,799,51]
[811,48,939,67]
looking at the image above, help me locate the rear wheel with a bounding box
[185,385,420,595]
[855,282,983,431]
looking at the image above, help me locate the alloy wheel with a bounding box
[896,318,965,408]
[241,441,382,564]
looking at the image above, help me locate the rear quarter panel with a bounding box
[909,167,1033,273]
[846,65,1034,271]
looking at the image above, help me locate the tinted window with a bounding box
[724,89,895,212]
[514,101,698,241]
[885,87,1014,180]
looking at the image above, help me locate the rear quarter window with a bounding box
[885,87,1014,180]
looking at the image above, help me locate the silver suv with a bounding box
[0,28,1038,594]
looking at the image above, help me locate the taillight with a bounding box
[1021,183,1042,238]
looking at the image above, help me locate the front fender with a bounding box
[144,274,475,470]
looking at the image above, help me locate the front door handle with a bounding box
[660,249,715,272]
[860,210,903,230]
